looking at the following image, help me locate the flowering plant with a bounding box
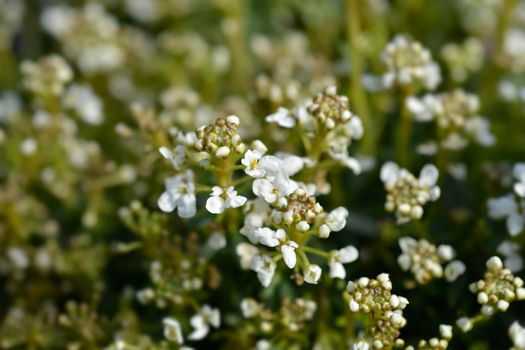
[0,1,524,349]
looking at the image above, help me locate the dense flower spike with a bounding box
[382,35,441,90]
[397,237,464,284]
[381,162,440,223]
[469,256,525,316]
[345,274,408,349]
[407,89,494,152]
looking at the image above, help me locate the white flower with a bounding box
[254,227,285,247]
[444,260,466,282]
[159,145,185,170]
[304,264,322,284]
[252,175,297,204]
[265,107,295,128]
[63,84,104,125]
[206,186,247,214]
[488,195,524,236]
[497,240,523,272]
[158,170,196,218]
[187,305,220,341]
[329,245,359,279]
[241,149,265,178]
[163,317,184,344]
[439,324,453,340]
[236,243,259,270]
[281,241,299,268]
[275,152,305,176]
[251,255,276,287]
[325,207,349,232]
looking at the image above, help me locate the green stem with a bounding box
[346,0,374,155]
[395,88,413,168]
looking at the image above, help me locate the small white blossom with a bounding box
[304,264,322,284]
[329,245,359,279]
[281,241,299,268]
[241,149,265,178]
[187,305,220,341]
[206,186,247,214]
[236,243,259,270]
[251,255,276,287]
[266,107,295,128]
[159,145,186,170]
[444,260,466,282]
[163,317,184,344]
[157,170,196,218]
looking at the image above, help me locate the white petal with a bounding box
[206,196,225,214]
[419,164,439,186]
[178,194,196,218]
[158,191,176,213]
[507,212,524,236]
[329,262,346,279]
[281,244,297,269]
[227,195,247,209]
[339,245,359,263]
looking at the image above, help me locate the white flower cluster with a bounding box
[382,35,441,91]
[241,297,316,334]
[346,274,408,349]
[497,241,523,273]
[440,38,484,83]
[244,184,355,286]
[380,162,440,223]
[469,256,525,316]
[265,86,363,174]
[510,322,525,350]
[21,55,73,97]
[488,163,525,236]
[41,4,128,74]
[407,89,494,152]
[397,237,465,284]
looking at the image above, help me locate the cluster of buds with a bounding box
[487,163,525,236]
[265,86,363,173]
[397,237,464,284]
[380,162,440,224]
[382,35,441,91]
[241,297,316,334]
[194,116,246,158]
[21,55,73,98]
[441,38,483,83]
[407,89,494,151]
[345,274,408,349]
[469,256,525,316]
[307,86,352,130]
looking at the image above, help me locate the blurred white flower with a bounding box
[188,305,220,341]
[158,170,196,218]
[266,107,295,128]
[159,145,186,170]
[163,317,184,344]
